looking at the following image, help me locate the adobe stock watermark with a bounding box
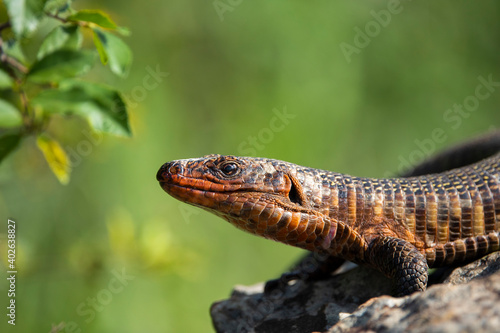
[57,267,135,333]
[178,204,201,225]
[121,65,169,109]
[339,0,411,64]
[237,106,295,156]
[66,65,168,170]
[213,0,244,21]
[385,74,500,177]
[66,128,103,169]
[6,219,17,326]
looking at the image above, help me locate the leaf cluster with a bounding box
[0,0,133,184]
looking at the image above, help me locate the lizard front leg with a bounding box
[368,236,428,296]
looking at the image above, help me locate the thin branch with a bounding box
[19,89,28,112]
[46,12,91,28]
[19,89,34,131]
[0,21,31,127]
[0,37,28,74]
[46,12,68,23]
[0,22,11,32]
[0,22,28,74]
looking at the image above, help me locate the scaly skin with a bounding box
[157,133,500,296]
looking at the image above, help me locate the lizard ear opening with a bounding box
[287,174,305,206]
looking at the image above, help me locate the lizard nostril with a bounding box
[168,162,183,175]
[157,162,183,181]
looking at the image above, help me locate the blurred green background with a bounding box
[1,1,500,332]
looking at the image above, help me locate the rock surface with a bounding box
[210,252,500,333]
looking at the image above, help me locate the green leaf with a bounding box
[0,100,23,128]
[0,70,14,89]
[93,30,108,65]
[31,87,91,115]
[67,10,118,29]
[3,39,28,66]
[28,50,95,83]
[116,26,131,36]
[93,29,132,77]
[4,0,47,37]
[37,25,83,60]
[0,133,22,164]
[36,134,70,184]
[44,0,72,13]
[32,80,131,137]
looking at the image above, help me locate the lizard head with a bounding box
[157,154,337,251]
[156,154,302,212]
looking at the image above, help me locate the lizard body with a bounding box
[157,132,500,296]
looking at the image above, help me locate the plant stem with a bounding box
[46,12,68,23]
[46,12,91,28]
[0,22,11,32]
[19,89,34,132]
[0,37,28,74]
[0,21,32,131]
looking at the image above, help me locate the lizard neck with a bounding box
[221,199,368,262]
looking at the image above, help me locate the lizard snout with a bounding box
[157,161,184,181]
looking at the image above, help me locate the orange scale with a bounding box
[266,210,283,227]
[275,227,290,241]
[296,231,309,243]
[286,216,299,233]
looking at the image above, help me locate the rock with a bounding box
[210,252,500,333]
[443,250,500,285]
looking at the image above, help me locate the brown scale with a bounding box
[267,211,289,239]
[456,171,474,239]
[486,176,500,231]
[373,182,385,223]
[333,222,351,251]
[382,180,396,225]
[328,178,340,221]
[476,171,496,234]
[336,179,349,226]
[413,182,428,245]
[402,181,417,235]
[443,242,456,265]
[443,174,462,242]
[476,235,489,257]
[353,181,365,232]
[319,179,333,217]
[339,228,359,260]
[421,178,438,247]
[435,184,450,245]
[453,239,467,263]
[361,179,375,232]
[466,168,486,237]
[392,181,406,230]
[489,233,500,252]
[344,176,357,228]
[464,237,478,261]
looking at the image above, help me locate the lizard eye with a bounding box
[220,162,240,177]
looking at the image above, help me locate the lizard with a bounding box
[156,131,500,296]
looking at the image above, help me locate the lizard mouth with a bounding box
[158,173,287,216]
